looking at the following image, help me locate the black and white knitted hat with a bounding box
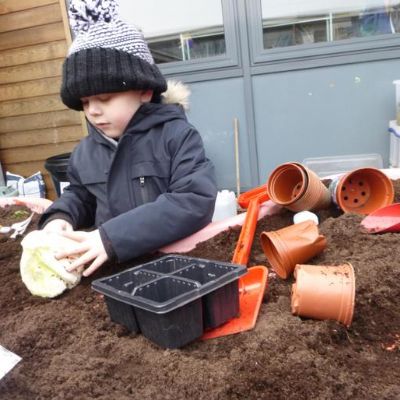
[61,0,167,110]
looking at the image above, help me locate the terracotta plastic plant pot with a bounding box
[260,220,327,279]
[329,168,394,215]
[267,162,331,212]
[291,263,355,328]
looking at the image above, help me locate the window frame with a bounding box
[155,0,241,76]
[247,0,400,73]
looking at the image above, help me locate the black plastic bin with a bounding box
[44,153,71,197]
[92,255,247,348]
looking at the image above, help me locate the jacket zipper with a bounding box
[139,176,149,204]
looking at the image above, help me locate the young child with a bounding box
[39,0,217,277]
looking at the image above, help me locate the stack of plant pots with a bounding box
[259,162,395,328]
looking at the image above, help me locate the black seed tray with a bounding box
[92,255,246,348]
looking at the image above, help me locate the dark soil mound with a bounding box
[0,183,399,400]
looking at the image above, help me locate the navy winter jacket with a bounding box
[39,102,217,262]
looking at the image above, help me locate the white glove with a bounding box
[20,230,83,298]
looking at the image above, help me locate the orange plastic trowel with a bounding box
[361,203,400,233]
[233,185,270,265]
[202,185,269,340]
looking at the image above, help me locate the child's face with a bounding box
[81,90,153,139]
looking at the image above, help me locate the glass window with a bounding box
[119,0,226,64]
[261,0,400,50]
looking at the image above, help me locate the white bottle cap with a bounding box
[293,211,319,225]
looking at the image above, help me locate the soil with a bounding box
[0,183,400,400]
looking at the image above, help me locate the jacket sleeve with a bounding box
[38,151,97,230]
[101,126,217,262]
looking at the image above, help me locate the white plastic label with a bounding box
[212,190,237,222]
[59,182,70,194]
[0,345,21,380]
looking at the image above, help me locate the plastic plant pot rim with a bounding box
[334,168,394,214]
[341,263,356,328]
[267,162,309,207]
[260,231,293,279]
[292,263,355,328]
[268,162,308,206]
[334,169,371,212]
[288,162,315,207]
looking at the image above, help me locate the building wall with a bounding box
[0,0,85,199]
[252,59,399,183]
[186,61,399,191]
[167,1,400,191]
[186,78,253,191]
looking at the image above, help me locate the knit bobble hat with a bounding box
[61,0,167,111]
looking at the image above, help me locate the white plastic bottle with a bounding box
[212,190,238,222]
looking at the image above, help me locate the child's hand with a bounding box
[55,229,108,277]
[43,219,73,233]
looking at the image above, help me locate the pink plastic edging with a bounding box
[159,200,282,254]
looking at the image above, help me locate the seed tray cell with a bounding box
[101,270,160,333]
[104,297,140,333]
[173,264,240,329]
[106,270,160,295]
[140,257,196,274]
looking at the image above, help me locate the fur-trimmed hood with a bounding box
[161,80,190,110]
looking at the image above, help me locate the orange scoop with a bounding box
[361,203,400,233]
[202,184,269,340]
